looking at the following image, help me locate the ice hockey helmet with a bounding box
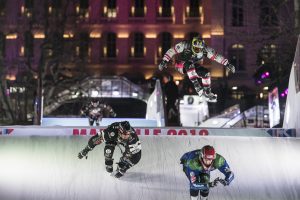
[119,121,132,133]
[91,99,99,107]
[191,37,205,54]
[200,145,216,160]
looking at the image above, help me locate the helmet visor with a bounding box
[120,131,131,140]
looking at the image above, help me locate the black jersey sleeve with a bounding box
[103,122,120,142]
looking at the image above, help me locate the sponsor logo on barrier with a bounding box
[266,129,296,137]
[164,129,209,135]
[72,128,209,136]
[73,128,103,135]
[0,129,14,135]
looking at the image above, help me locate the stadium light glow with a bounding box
[112,91,120,96]
[91,90,99,97]
[132,92,138,97]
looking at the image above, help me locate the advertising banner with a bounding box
[268,87,280,128]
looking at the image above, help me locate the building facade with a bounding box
[0,0,296,104]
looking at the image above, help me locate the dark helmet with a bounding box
[119,121,132,134]
[91,99,99,103]
[91,99,99,107]
[191,37,205,54]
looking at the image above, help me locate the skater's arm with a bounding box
[206,47,235,73]
[206,47,229,66]
[162,41,185,62]
[159,41,187,70]
[123,134,141,159]
[88,131,105,148]
[218,159,234,185]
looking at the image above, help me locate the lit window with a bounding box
[132,32,144,57]
[106,32,116,58]
[159,32,172,57]
[79,32,89,59]
[257,44,277,65]
[24,31,34,57]
[229,44,245,71]
[103,0,117,18]
[77,0,89,18]
[131,0,145,17]
[187,0,201,17]
[158,0,172,17]
[24,0,34,18]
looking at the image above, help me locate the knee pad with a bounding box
[200,190,209,197]
[130,151,141,165]
[104,144,115,159]
[105,158,113,166]
[199,173,210,196]
[190,189,199,198]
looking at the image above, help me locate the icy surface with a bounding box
[0,135,300,200]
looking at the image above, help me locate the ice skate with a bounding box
[203,88,217,103]
[106,165,113,173]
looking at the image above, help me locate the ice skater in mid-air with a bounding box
[78,121,141,178]
[158,37,235,102]
[180,145,234,200]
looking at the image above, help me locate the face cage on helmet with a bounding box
[192,38,205,54]
[92,102,99,107]
[192,46,201,54]
[119,124,132,134]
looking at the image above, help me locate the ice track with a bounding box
[1,135,300,200]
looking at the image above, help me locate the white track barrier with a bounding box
[0,132,300,200]
[284,35,300,129]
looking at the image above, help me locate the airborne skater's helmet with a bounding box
[200,145,216,167]
[191,37,205,54]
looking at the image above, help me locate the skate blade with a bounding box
[204,98,217,103]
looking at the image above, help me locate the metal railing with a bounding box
[43,76,148,115]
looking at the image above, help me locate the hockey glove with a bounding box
[209,177,220,188]
[226,63,235,74]
[113,171,124,178]
[218,178,229,186]
[158,60,168,71]
[78,145,93,159]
